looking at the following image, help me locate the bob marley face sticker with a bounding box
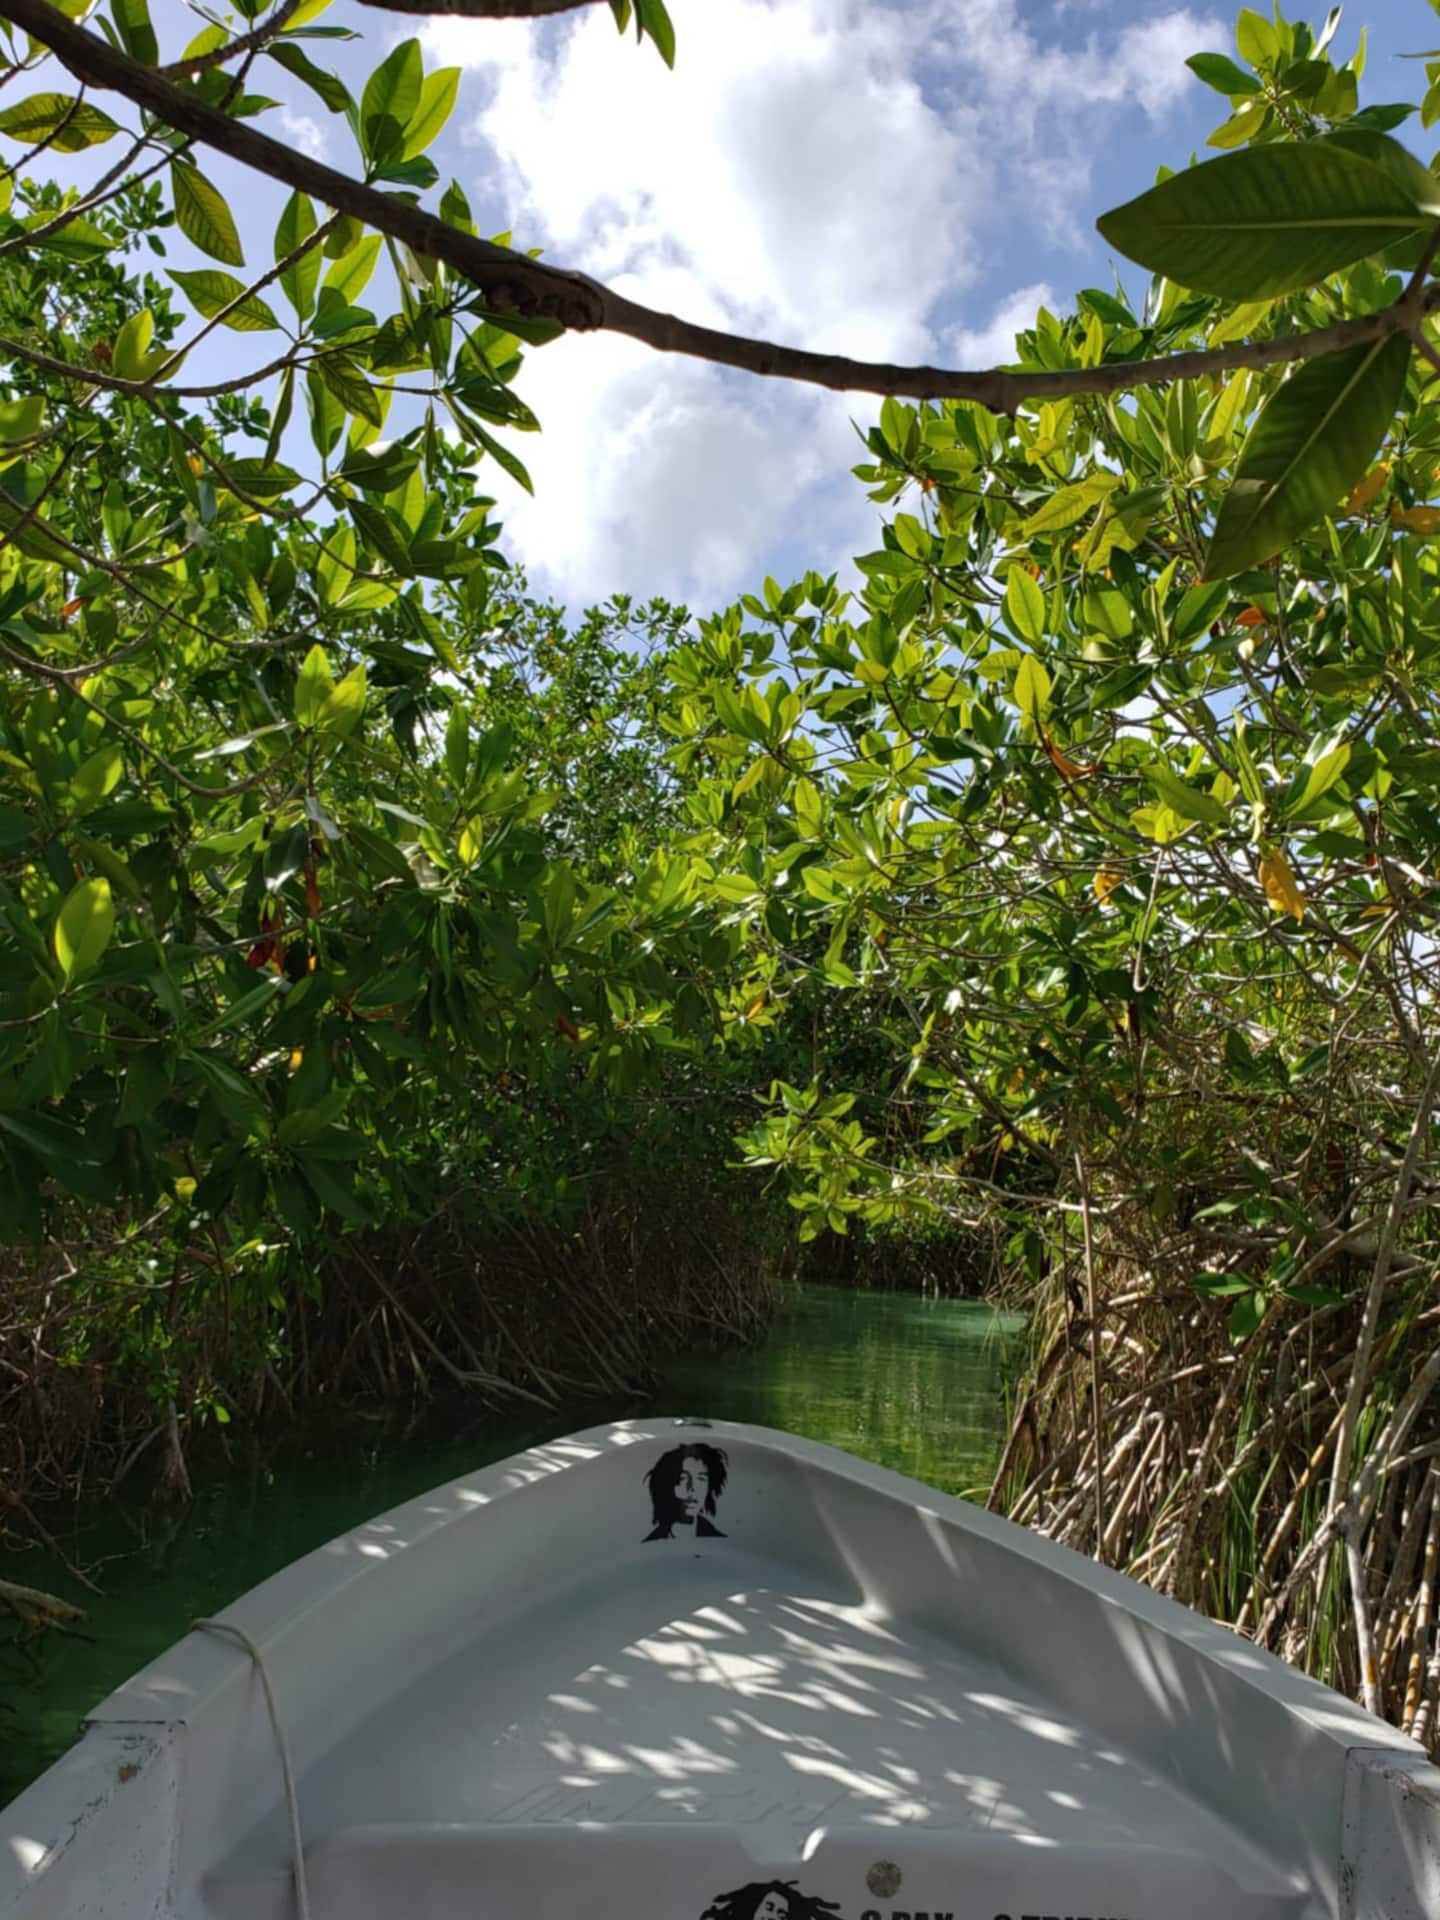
[700,1881,844,1920]
[643,1442,728,1541]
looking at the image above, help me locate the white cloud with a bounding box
[1107,10,1228,120]
[947,283,1060,371]
[275,107,326,160]
[422,0,1222,611]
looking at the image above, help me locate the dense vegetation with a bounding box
[3,0,1440,1750]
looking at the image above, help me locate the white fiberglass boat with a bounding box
[3,1418,1439,1918]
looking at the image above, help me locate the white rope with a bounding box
[192,1616,312,1920]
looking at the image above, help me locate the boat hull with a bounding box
[3,1418,1438,1917]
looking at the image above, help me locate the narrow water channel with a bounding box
[1,1283,1022,1807]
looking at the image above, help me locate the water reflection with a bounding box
[663,1286,1022,1495]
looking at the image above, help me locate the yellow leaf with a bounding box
[290,1049,304,1071]
[1094,864,1123,903]
[1346,462,1389,515]
[1259,848,1304,922]
[1390,503,1440,536]
[744,991,767,1020]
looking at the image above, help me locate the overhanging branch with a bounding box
[0,0,1433,409]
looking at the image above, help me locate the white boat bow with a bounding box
[3,1418,1438,1918]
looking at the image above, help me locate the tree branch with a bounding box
[159,0,303,80]
[0,1576,85,1628]
[3,0,1435,408]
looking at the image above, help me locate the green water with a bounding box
[0,1283,1021,1807]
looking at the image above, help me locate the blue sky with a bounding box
[22,2,1440,616]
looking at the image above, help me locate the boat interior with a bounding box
[6,1420,1431,1919]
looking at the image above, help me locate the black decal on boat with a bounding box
[644,1441,729,1541]
[699,1879,844,1920]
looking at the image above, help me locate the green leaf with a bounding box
[445,705,469,788]
[459,413,533,494]
[112,0,158,66]
[69,744,123,815]
[0,92,121,151]
[0,805,36,851]
[316,524,368,607]
[316,354,383,430]
[1022,475,1116,535]
[1171,579,1229,643]
[306,368,345,458]
[1204,333,1411,580]
[312,292,375,341]
[1229,1289,1266,1341]
[214,458,303,500]
[0,492,70,565]
[0,396,45,443]
[1281,60,1332,103]
[172,162,245,267]
[1004,567,1045,645]
[338,442,419,493]
[1189,1271,1257,1296]
[298,1152,368,1224]
[1014,653,1051,721]
[1290,738,1352,815]
[19,212,112,262]
[439,179,474,233]
[168,269,280,332]
[1207,302,1270,349]
[53,876,114,983]
[111,307,167,381]
[1186,53,1261,96]
[353,962,428,1010]
[1207,101,1270,150]
[265,41,353,114]
[402,67,460,158]
[323,234,382,303]
[1344,104,1416,134]
[295,643,335,726]
[1324,127,1440,212]
[1149,762,1231,824]
[318,662,367,737]
[360,37,421,158]
[276,190,320,320]
[1234,7,1277,67]
[635,0,676,66]
[347,497,413,575]
[0,1108,100,1165]
[1096,145,1432,300]
[1232,720,1266,807]
[180,25,228,63]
